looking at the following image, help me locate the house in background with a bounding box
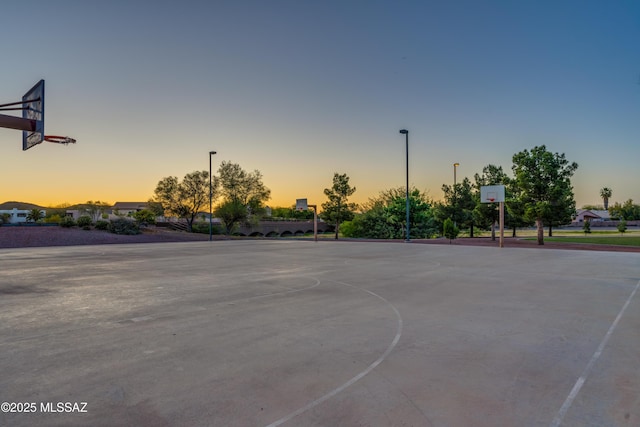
[0,201,46,224]
[109,202,148,219]
[63,202,149,220]
[573,209,611,224]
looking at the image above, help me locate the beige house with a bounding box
[109,202,149,219]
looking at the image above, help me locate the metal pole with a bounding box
[499,201,504,248]
[209,151,216,241]
[453,163,459,228]
[310,204,318,242]
[404,131,410,242]
[399,130,410,242]
[0,113,36,132]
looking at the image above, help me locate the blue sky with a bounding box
[1,0,639,208]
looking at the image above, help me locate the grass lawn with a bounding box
[524,235,640,247]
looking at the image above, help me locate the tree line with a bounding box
[151,161,270,234]
[332,145,580,245]
[151,145,637,245]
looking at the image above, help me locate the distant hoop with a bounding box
[44,135,76,145]
[488,198,495,203]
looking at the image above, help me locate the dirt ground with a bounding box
[1,226,639,252]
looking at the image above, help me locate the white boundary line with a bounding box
[265,279,403,427]
[550,279,640,427]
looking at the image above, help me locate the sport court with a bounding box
[1,240,638,426]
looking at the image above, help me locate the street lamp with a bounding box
[453,163,459,186]
[399,129,410,242]
[209,150,217,241]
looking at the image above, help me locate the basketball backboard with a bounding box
[296,198,308,211]
[480,185,505,203]
[22,79,44,150]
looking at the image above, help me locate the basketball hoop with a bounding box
[488,198,495,203]
[44,135,76,145]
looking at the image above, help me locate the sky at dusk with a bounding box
[2,0,639,210]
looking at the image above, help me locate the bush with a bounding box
[108,218,140,235]
[60,216,76,228]
[95,220,109,230]
[618,219,627,235]
[76,215,93,228]
[132,209,156,226]
[583,221,591,234]
[443,218,460,242]
[45,214,62,224]
[191,222,222,235]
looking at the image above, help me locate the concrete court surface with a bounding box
[0,240,638,427]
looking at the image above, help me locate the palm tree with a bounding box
[600,187,612,210]
[26,208,44,223]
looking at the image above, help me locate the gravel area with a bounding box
[0,226,218,248]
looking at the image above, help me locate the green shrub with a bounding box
[45,214,62,224]
[191,222,222,235]
[443,218,460,242]
[583,221,591,234]
[60,216,76,228]
[77,215,93,228]
[618,219,627,235]
[95,220,109,230]
[132,209,156,226]
[108,218,140,235]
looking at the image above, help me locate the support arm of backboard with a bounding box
[0,113,36,132]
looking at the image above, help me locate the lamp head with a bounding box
[454,162,459,167]
[399,129,408,134]
[210,151,217,155]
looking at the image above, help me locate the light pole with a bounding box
[453,163,459,187]
[399,129,410,242]
[453,162,459,227]
[209,150,216,241]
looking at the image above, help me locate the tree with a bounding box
[617,219,627,234]
[215,200,247,234]
[504,179,534,237]
[132,209,156,226]
[82,201,111,222]
[215,161,270,234]
[443,218,460,242]
[437,178,476,236]
[473,165,509,240]
[152,171,215,232]
[269,206,314,220]
[146,200,165,218]
[609,199,640,221]
[541,185,576,237]
[512,145,578,245]
[321,173,357,240]
[341,187,436,239]
[26,208,44,223]
[600,187,612,210]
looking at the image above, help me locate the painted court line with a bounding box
[265,279,403,427]
[550,279,640,427]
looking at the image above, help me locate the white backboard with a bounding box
[296,198,308,211]
[480,185,505,203]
